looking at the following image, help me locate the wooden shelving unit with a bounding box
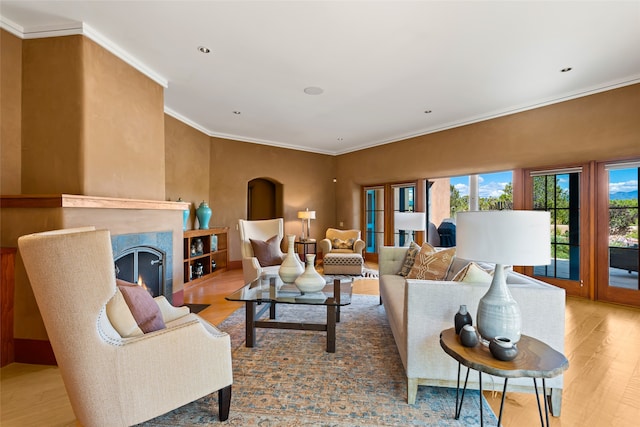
[183,227,228,287]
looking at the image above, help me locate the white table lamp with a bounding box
[297,208,316,242]
[394,211,426,246]
[456,210,550,343]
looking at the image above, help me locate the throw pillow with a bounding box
[332,238,355,250]
[406,245,456,280]
[397,241,421,277]
[116,279,166,334]
[250,235,284,267]
[452,262,494,284]
[106,288,144,337]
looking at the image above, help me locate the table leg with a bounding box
[245,301,255,348]
[479,372,483,427]
[534,379,545,426]
[269,301,276,319]
[454,363,470,420]
[543,379,550,427]
[333,279,341,323]
[326,297,336,353]
[497,378,508,427]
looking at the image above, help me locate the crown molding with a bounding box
[0,16,168,88]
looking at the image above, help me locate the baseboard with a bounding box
[14,338,57,365]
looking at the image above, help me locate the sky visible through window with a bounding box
[450,171,512,198]
[609,168,638,200]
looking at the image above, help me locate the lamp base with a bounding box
[476,264,521,343]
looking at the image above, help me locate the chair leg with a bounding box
[218,385,232,421]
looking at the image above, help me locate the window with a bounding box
[532,171,580,281]
[449,171,513,217]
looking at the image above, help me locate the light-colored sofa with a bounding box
[378,246,566,415]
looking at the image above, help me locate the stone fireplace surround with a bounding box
[0,194,189,363]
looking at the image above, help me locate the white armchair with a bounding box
[318,228,366,256]
[18,227,233,427]
[239,218,286,284]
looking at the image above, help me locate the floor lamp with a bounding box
[394,212,426,246]
[455,210,550,343]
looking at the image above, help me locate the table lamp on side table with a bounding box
[298,208,316,242]
[455,210,550,344]
[394,211,425,246]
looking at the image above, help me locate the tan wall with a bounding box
[335,84,640,224]
[1,30,22,194]
[164,115,210,229]
[83,37,165,199]
[429,178,451,226]
[209,138,336,261]
[21,36,84,194]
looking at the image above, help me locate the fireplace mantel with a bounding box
[0,194,190,211]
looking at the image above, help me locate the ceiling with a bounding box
[2,1,639,155]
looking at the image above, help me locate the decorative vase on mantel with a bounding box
[177,198,190,231]
[279,234,304,283]
[196,201,212,230]
[295,254,325,293]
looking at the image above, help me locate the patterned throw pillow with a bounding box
[452,262,493,284]
[406,245,456,280]
[332,238,355,250]
[397,241,421,277]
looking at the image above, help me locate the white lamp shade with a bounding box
[394,212,426,231]
[456,210,551,266]
[297,210,316,220]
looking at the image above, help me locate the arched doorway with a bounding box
[247,178,283,220]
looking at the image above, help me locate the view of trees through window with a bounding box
[449,171,513,218]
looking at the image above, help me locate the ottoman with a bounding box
[323,253,364,275]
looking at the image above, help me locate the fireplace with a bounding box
[111,231,173,303]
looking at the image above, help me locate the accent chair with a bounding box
[238,218,286,284]
[18,227,233,427]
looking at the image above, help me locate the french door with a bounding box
[596,161,640,306]
[524,166,591,298]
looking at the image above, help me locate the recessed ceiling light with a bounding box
[424,110,433,114]
[197,46,210,54]
[560,67,572,72]
[232,111,241,115]
[304,87,324,95]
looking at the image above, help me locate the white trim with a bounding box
[530,167,583,177]
[604,161,640,171]
[0,16,168,88]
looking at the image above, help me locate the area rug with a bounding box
[139,295,496,426]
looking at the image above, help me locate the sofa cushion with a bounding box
[115,279,166,334]
[106,288,144,337]
[250,235,284,267]
[407,245,455,280]
[452,262,493,283]
[397,241,420,277]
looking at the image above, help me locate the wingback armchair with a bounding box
[18,227,233,427]
[318,228,366,256]
[239,218,286,283]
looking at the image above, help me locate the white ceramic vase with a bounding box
[295,254,325,293]
[278,234,304,283]
[476,264,521,343]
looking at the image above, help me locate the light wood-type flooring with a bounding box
[2,267,639,426]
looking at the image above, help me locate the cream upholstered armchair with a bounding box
[239,218,286,284]
[18,227,232,427]
[319,228,366,256]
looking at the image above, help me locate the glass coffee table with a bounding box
[226,275,353,353]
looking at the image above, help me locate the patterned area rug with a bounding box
[139,295,497,426]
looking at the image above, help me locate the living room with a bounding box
[1,2,640,426]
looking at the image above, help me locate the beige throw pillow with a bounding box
[452,262,494,284]
[406,244,455,280]
[115,279,166,334]
[397,241,421,277]
[332,238,355,250]
[106,288,144,337]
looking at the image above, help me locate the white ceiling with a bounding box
[2,1,639,155]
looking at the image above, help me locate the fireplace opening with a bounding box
[114,246,164,297]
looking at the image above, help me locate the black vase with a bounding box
[455,305,473,335]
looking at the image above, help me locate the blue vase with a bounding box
[177,198,190,230]
[196,201,212,229]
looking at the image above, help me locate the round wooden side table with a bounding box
[439,327,568,427]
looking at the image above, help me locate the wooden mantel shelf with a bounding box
[0,194,190,211]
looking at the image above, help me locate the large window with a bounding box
[449,171,513,217]
[532,171,580,281]
[364,187,384,254]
